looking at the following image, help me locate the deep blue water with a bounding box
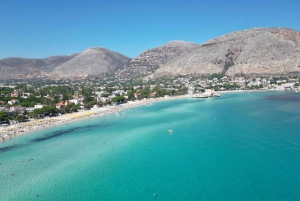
[1,91,300,201]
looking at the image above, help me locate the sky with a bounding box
[0,0,299,59]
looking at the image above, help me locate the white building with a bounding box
[34,103,44,109]
[70,99,83,105]
[188,85,195,95]
[8,99,20,105]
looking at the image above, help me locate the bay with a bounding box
[1,91,300,201]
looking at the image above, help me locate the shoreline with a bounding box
[0,95,189,142]
[0,89,287,142]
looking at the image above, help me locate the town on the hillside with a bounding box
[0,74,299,125]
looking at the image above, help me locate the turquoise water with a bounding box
[1,91,300,201]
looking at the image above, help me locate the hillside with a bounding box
[0,55,77,79]
[0,47,131,80]
[49,47,131,79]
[150,28,300,78]
[115,40,199,78]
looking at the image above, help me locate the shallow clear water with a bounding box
[1,91,300,200]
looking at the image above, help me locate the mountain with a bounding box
[49,47,131,79]
[0,47,131,80]
[1,27,300,80]
[115,40,200,78]
[0,55,78,79]
[150,28,300,78]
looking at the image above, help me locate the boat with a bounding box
[168,129,173,133]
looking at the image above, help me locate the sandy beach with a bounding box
[0,95,190,142]
[0,89,276,142]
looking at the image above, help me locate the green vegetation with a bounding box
[111,96,126,104]
[64,103,79,113]
[151,86,168,97]
[224,61,234,71]
[208,73,225,80]
[19,96,42,107]
[0,73,298,123]
[33,106,58,118]
[0,111,28,123]
[0,87,13,95]
[0,111,10,124]
[126,90,135,101]
[11,113,28,122]
[247,84,263,89]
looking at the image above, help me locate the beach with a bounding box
[1,89,277,142]
[0,95,189,142]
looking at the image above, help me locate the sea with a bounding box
[1,91,300,201]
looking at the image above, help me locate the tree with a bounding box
[41,97,52,105]
[62,94,69,101]
[224,61,234,71]
[127,90,135,101]
[103,100,111,106]
[140,87,150,99]
[12,112,28,122]
[64,104,74,113]
[20,102,31,107]
[42,106,57,115]
[111,96,126,104]
[0,111,10,124]
[88,100,97,106]
[33,106,57,118]
[209,73,226,80]
[152,86,168,97]
[33,108,44,118]
[71,105,78,112]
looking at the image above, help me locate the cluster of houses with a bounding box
[0,75,299,115]
[56,89,128,110]
[185,76,299,94]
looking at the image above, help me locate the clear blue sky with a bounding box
[0,0,299,59]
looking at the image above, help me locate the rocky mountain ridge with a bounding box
[0,55,78,79]
[115,40,199,78]
[0,47,131,80]
[49,47,131,79]
[150,28,300,78]
[1,27,299,80]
